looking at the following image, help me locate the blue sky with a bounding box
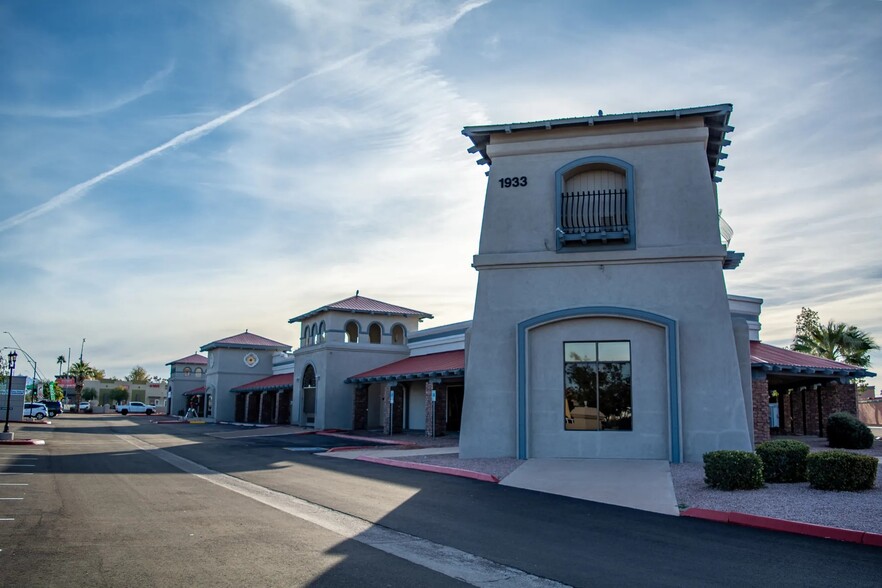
[1,0,880,388]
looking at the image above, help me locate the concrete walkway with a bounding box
[500,458,680,516]
[322,443,679,516]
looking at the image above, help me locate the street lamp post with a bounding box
[2,350,18,440]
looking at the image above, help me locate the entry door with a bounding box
[407,386,425,430]
[446,386,464,431]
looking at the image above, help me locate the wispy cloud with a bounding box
[0,0,489,235]
[0,62,175,118]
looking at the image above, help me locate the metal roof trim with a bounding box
[462,104,733,178]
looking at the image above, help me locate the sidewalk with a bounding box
[318,431,882,546]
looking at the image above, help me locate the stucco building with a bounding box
[459,105,753,462]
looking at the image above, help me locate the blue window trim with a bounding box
[554,156,636,251]
[517,306,681,462]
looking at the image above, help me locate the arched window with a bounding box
[319,321,326,343]
[311,324,318,346]
[391,324,406,345]
[344,321,359,343]
[194,367,204,377]
[555,156,635,250]
[302,324,310,346]
[369,323,382,344]
[183,367,192,376]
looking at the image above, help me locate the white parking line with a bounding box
[0,457,37,460]
[0,498,23,500]
[119,434,568,588]
[0,483,28,486]
[0,473,33,475]
[0,518,14,521]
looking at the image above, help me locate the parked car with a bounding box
[115,401,154,416]
[23,402,48,420]
[41,400,64,417]
[78,401,91,413]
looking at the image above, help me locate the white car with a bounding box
[115,401,155,416]
[23,402,48,420]
[78,401,91,412]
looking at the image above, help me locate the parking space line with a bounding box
[0,483,28,486]
[0,473,33,475]
[0,518,14,521]
[0,498,23,500]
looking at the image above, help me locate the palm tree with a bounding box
[793,320,879,368]
[68,360,96,413]
[57,355,66,377]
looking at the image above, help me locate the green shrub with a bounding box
[826,412,874,450]
[755,439,810,483]
[806,451,878,491]
[703,450,764,490]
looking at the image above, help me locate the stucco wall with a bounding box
[528,317,667,458]
[206,347,276,422]
[461,118,751,462]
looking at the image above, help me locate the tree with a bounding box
[126,366,149,384]
[69,360,96,413]
[91,368,106,380]
[81,388,98,402]
[792,314,879,368]
[56,355,66,377]
[108,387,128,406]
[791,307,820,349]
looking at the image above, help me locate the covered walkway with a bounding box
[231,374,294,425]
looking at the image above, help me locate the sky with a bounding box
[0,0,880,389]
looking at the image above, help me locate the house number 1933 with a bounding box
[499,176,527,188]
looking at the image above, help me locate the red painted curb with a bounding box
[681,508,730,523]
[863,532,882,547]
[728,512,866,543]
[0,439,46,445]
[681,507,878,547]
[356,456,499,483]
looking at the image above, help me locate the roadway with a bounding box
[0,415,880,587]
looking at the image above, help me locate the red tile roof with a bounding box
[750,341,874,377]
[231,374,294,392]
[289,294,432,323]
[183,386,205,395]
[200,331,290,352]
[346,350,464,383]
[166,353,208,366]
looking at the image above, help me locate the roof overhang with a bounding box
[462,104,733,182]
[346,368,464,385]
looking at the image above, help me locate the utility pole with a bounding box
[79,338,85,363]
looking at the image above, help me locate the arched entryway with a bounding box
[301,365,316,426]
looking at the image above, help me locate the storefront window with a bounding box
[564,341,632,431]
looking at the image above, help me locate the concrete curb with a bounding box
[0,439,46,445]
[356,456,500,483]
[317,431,413,446]
[7,420,52,425]
[681,507,882,547]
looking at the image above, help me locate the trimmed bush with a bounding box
[703,450,764,490]
[755,439,810,483]
[807,450,878,491]
[826,412,874,450]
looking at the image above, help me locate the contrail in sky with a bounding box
[0,0,490,234]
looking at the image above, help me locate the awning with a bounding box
[182,386,206,396]
[346,350,464,384]
[750,341,875,379]
[230,374,294,393]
